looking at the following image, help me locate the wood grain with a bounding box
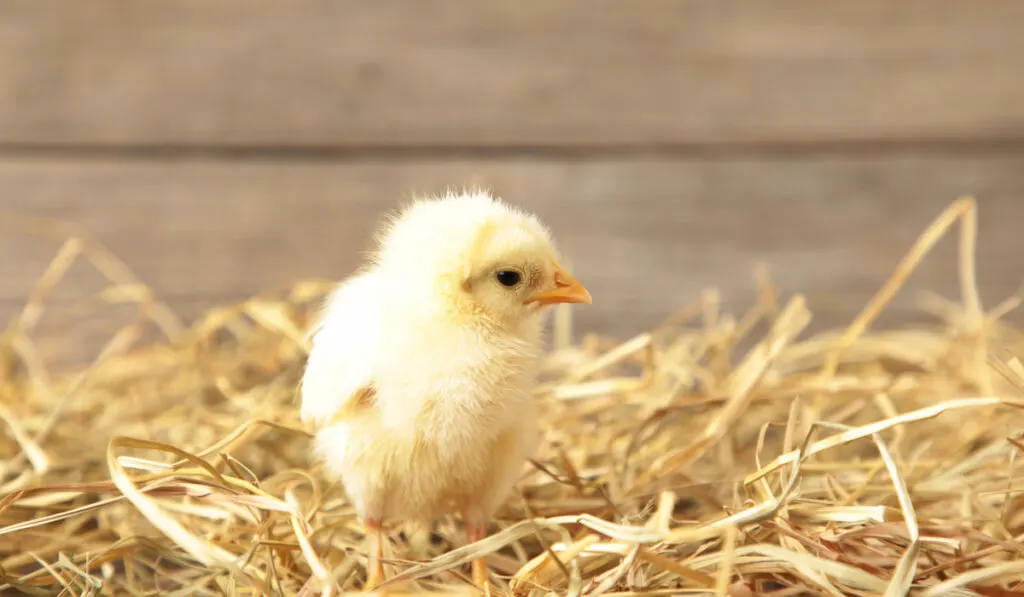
[3,155,1024,367]
[3,1,1024,147]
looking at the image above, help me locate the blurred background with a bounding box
[2,2,1024,366]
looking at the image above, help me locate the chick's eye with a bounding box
[495,270,522,287]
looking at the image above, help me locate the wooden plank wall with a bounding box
[3,1,1024,366]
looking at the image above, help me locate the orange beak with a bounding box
[524,263,592,305]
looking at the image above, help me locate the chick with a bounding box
[299,190,591,591]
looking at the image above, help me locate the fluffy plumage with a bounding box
[299,190,591,591]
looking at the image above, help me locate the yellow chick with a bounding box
[299,190,591,591]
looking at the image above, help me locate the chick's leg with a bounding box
[462,507,490,590]
[461,421,538,593]
[363,516,385,590]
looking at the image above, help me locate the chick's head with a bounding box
[373,190,591,329]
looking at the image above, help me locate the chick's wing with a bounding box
[299,271,382,428]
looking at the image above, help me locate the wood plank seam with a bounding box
[4,138,1024,162]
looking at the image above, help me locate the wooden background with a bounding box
[3,1,1024,366]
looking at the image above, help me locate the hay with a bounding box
[3,196,1024,596]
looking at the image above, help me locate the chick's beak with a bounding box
[525,263,592,305]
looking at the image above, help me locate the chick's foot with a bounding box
[363,517,386,591]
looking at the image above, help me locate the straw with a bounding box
[3,197,1024,596]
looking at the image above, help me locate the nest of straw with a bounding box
[3,197,1024,597]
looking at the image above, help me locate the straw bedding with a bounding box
[3,197,1024,597]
